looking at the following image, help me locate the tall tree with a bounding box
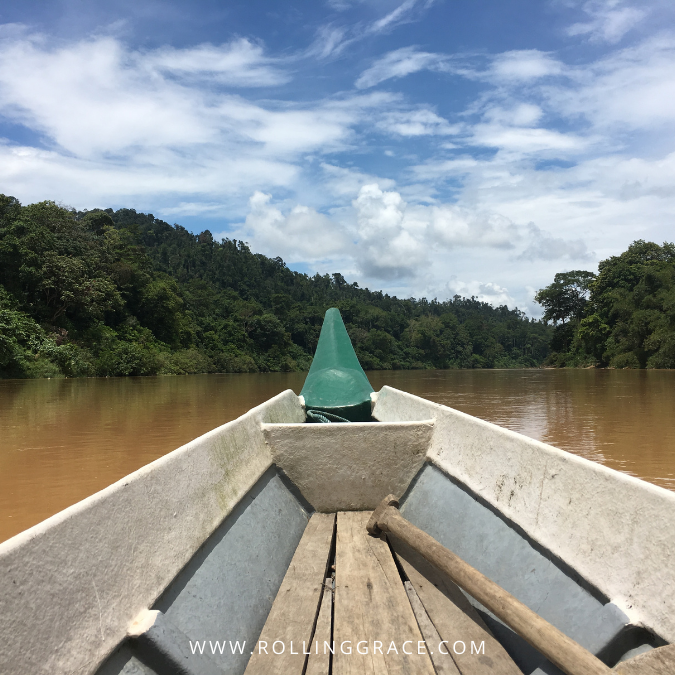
[534,271,596,326]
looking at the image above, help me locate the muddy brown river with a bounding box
[1,369,674,543]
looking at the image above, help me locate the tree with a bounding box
[534,271,596,326]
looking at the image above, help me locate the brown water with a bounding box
[1,370,674,544]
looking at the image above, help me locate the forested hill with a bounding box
[0,196,551,378]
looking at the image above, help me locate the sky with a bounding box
[1,0,674,314]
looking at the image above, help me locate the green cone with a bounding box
[300,308,374,422]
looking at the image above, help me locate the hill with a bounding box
[0,195,551,378]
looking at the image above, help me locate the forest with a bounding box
[536,240,675,368]
[0,195,551,378]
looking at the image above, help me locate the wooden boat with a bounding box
[1,309,674,675]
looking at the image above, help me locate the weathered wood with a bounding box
[333,511,436,675]
[613,645,675,674]
[305,578,333,675]
[404,581,460,675]
[370,498,611,675]
[395,538,522,675]
[245,512,335,675]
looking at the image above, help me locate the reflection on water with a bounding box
[1,369,674,543]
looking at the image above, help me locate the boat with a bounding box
[0,308,674,675]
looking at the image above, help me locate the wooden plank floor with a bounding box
[306,577,333,675]
[333,511,436,675]
[247,510,524,675]
[245,512,335,675]
[392,537,522,675]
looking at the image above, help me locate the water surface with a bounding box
[1,370,673,543]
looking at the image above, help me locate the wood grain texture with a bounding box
[305,578,333,675]
[393,537,522,675]
[245,512,335,675]
[378,506,610,675]
[404,581,460,675]
[333,511,436,675]
[613,645,675,674]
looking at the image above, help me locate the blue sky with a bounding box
[1,0,674,313]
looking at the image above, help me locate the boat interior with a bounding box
[97,456,662,675]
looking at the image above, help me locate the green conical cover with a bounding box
[301,308,374,422]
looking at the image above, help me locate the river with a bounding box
[1,369,674,543]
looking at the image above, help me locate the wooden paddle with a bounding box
[366,495,671,675]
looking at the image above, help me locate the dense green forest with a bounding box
[0,195,551,378]
[536,240,675,368]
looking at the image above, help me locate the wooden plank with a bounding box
[378,505,607,675]
[404,581,460,675]
[392,536,523,675]
[245,512,335,675]
[305,578,333,675]
[333,511,436,675]
[613,645,675,674]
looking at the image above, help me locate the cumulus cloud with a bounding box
[443,278,515,306]
[422,205,517,249]
[320,163,397,197]
[518,224,593,261]
[352,184,429,279]
[231,192,350,261]
[350,185,527,280]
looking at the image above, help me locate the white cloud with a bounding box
[369,0,421,33]
[518,224,593,261]
[355,46,449,88]
[0,31,397,206]
[145,38,290,86]
[489,50,564,81]
[567,1,647,44]
[320,163,396,197]
[471,124,589,155]
[353,184,429,279]
[307,25,351,59]
[483,103,544,127]
[314,1,437,62]
[2,14,675,313]
[350,184,535,280]
[377,109,461,136]
[229,191,350,261]
[421,204,518,249]
[548,36,675,132]
[450,279,515,306]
